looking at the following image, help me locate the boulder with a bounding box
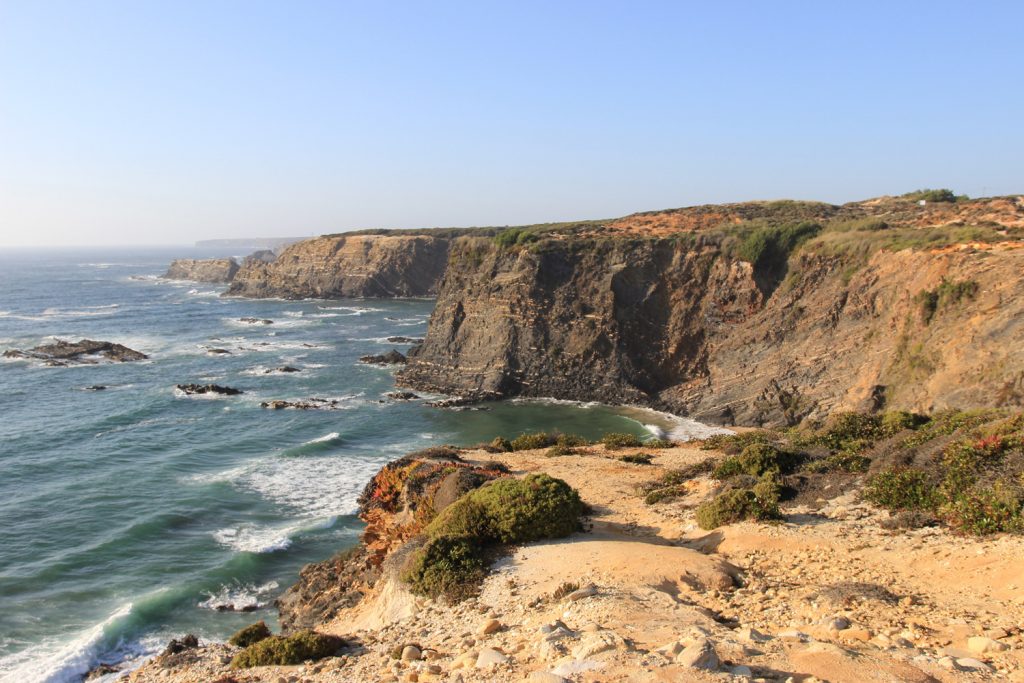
[175,384,243,396]
[359,350,407,365]
[4,339,147,364]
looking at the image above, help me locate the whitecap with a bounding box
[211,525,294,553]
[198,581,279,612]
[305,431,340,445]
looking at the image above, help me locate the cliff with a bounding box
[163,258,239,283]
[225,233,452,299]
[398,195,1024,425]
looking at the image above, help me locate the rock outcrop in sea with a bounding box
[163,258,240,283]
[225,233,451,299]
[4,339,148,365]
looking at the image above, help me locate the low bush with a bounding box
[696,475,782,530]
[713,443,801,479]
[231,631,344,668]
[551,581,580,600]
[643,438,675,449]
[619,453,653,465]
[557,433,591,447]
[488,436,512,452]
[863,468,938,510]
[546,444,580,457]
[700,430,775,455]
[879,509,938,530]
[510,432,557,451]
[941,483,1024,535]
[228,621,271,648]
[915,278,979,324]
[901,188,959,203]
[403,474,584,600]
[601,432,643,450]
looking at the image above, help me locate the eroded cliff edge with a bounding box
[163,258,239,282]
[398,195,1024,425]
[225,233,451,298]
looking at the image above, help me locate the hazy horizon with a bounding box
[2,1,1022,247]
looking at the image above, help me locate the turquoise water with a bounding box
[0,248,722,682]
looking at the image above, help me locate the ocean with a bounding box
[0,247,724,682]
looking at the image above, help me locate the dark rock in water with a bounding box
[85,663,121,680]
[424,391,502,409]
[386,391,420,401]
[206,348,232,355]
[261,397,343,410]
[358,349,407,365]
[161,634,199,657]
[239,317,274,325]
[212,602,261,613]
[268,366,301,373]
[176,383,243,396]
[388,337,424,345]
[3,339,147,364]
[84,385,107,391]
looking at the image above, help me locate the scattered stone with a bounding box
[572,631,627,659]
[565,584,598,602]
[175,383,243,396]
[676,638,719,670]
[968,636,1009,654]
[737,627,771,643]
[239,317,274,324]
[731,664,753,677]
[956,657,994,671]
[528,672,568,683]
[261,398,346,410]
[824,616,850,631]
[475,647,509,669]
[478,619,502,635]
[401,645,422,661]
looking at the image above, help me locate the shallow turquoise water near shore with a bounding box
[0,248,723,682]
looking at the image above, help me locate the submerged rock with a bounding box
[386,391,420,400]
[267,366,302,374]
[359,349,407,365]
[4,339,147,364]
[386,336,424,344]
[239,317,274,325]
[176,383,243,396]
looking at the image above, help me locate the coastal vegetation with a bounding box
[402,473,584,601]
[687,410,1024,534]
[230,630,344,668]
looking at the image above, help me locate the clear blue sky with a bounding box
[1,1,1021,246]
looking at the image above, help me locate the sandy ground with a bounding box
[127,442,1024,683]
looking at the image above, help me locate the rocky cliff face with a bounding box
[163,258,239,282]
[398,196,1024,426]
[225,234,451,299]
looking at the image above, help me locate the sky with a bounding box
[0,1,1021,247]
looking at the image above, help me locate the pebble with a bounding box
[566,585,598,602]
[401,645,422,661]
[528,672,568,683]
[968,636,1009,654]
[478,618,503,635]
[476,647,509,669]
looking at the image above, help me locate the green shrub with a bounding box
[510,432,557,451]
[696,477,782,530]
[228,621,271,648]
[942,483,1024,535]
[700,430,774,455]
[644,484,687,505]
[231,631,344,668]
[404,474,584,600]
[401,535,488,601]
[915,278,979,324]
[735,221,821,274]
[601,432,643,450]
[546,444,580,457]
[489,436,512,452]
[643,438,675,449]
[556,433,591,447]
[620,453,653,465]
[805,452,871,473]
[901,188,959,203]
[863,468,938,510]
[714,443,800,479]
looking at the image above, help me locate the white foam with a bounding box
[0,602,145,683]
[315,305,384,315]
[305,431,340,445]
[241,455,384,517]
[211,524,295,553]
[198,581,279,612]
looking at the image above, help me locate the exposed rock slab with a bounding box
[4,339,147,365]
[225,233,451,299]
[163,258,239,282]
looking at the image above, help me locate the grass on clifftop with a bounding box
[402,473,584,601]
[686,410,1024,535]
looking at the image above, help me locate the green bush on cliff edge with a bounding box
[402,473,584,601]
[230,630,344,668]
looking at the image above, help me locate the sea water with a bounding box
[0,247,725,682]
